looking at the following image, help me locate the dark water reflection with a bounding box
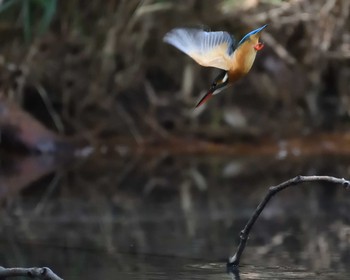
[0,153,350,279]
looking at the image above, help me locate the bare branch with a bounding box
[0,267,63,280]
[227,175,350,271]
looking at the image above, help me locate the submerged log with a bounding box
[0,96,71,154]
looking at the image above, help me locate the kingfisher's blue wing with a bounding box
[237,24,268,46]
[163,28,235,70]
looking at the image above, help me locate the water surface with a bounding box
[0,153,349,279]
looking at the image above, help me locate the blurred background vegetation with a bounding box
[0,0,349,151]
[1,2,350,277]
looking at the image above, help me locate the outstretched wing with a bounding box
[163,28,235,70]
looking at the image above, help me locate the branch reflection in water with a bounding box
[0,153,350,279]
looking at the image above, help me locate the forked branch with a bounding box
[0,266,63,280]
[227,175,350,272]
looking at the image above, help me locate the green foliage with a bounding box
[0,0,57,42]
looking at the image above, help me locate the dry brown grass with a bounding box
[0,0,349,144]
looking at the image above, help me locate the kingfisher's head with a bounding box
[210,70,230,95]
[195,71,230,108]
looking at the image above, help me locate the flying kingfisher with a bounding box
[163,25,267,108]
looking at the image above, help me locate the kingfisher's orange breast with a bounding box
[228,68,246,84]
[228,35,260,83]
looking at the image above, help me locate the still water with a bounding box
[0,152,349,279]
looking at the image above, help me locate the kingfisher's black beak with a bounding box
[195,70,229,108]
[195,90,214,108]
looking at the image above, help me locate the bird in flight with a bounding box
[163,25,267,108]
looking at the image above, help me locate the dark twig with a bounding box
[228,268,241,280]
[0,266,63,280]
[227,175,350,271]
